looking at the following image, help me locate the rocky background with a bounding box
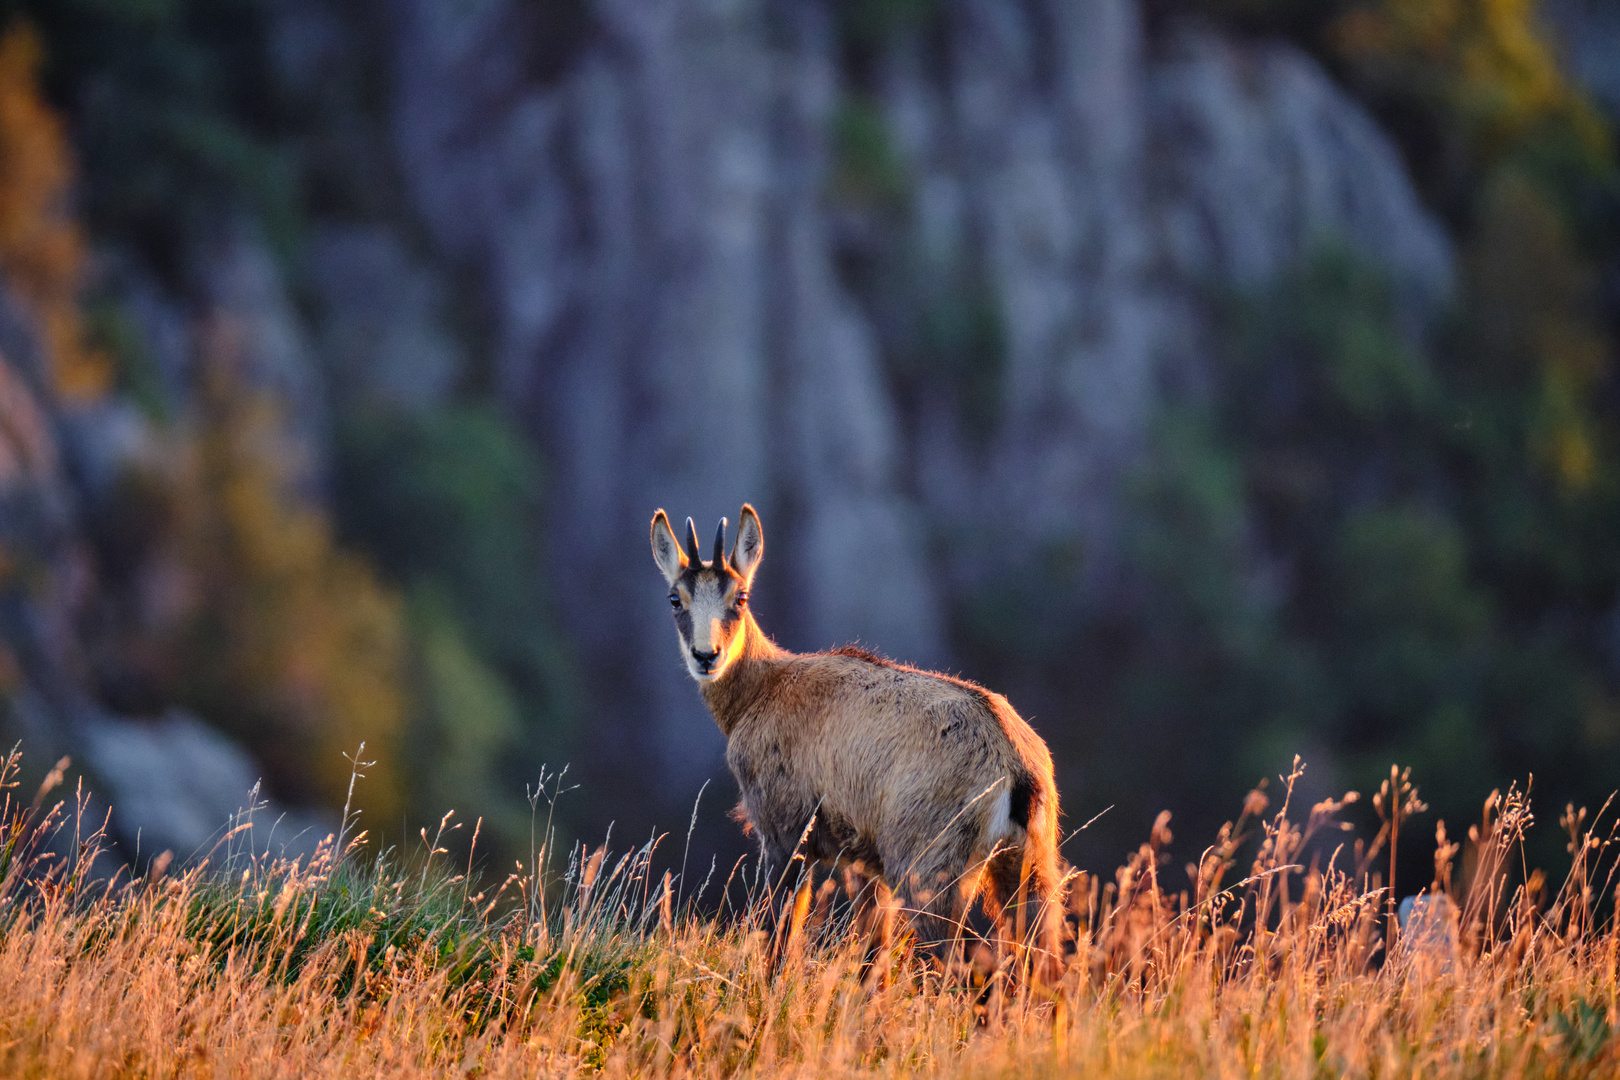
[2,0,1618,880]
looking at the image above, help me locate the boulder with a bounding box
[80,710,336,864]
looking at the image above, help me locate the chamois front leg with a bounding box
[841,862,896,985]
[757,832,812,973]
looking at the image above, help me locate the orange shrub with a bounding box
[0,22,108,400]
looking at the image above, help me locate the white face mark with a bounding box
[654,508,761,684]
[671,570,746,682]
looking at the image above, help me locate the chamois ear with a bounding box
[731,504,764,585]
[651,510,687,585]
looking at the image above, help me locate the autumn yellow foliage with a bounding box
[1335,0,1610,170]
[1465,173,1611,491]
[0,23,108,400]
[94,327,415,827]
[166,341,409,825]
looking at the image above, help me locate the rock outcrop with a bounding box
[378,0,1453,803]
[1149,28,1453,305]
[2,0,1461,842]
[81,710,335,862]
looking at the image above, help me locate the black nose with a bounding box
[691,648,719,670]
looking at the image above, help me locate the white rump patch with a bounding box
[987,786,1022,845]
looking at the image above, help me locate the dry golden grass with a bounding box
[0,754,1614,1079]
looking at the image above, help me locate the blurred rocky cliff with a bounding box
[378,0,1450,805]
[6,0,1616,868]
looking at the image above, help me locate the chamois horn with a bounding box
[685,517,702,564]
[713,518,727,568]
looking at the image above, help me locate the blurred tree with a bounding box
[0,0,569,858]
[985,0,1620,872]
[1099,223,1619,868]
[128,338,412,829]
[1334,0,1612,211]
[332,404,573,854]
[1462,172,1610,495]
[0,22,106,399]
[12,0,297,275]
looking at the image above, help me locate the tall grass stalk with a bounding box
[0,749,1614,1077]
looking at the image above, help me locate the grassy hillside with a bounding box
[0,752,1614,1078]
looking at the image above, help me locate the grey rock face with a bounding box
[879,0,1170,586]
[1149,28,1454,309]
[307,225,465,409]
[390,0,946,790]
[81,710,337,862]
[193,225,328,476]
[379,0,1452,801]
[1397,892,1459,977]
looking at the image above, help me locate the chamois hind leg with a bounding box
[982,848,1030,979]
[1023,812,1066,984]
[982,841,1064,986]
[886,841,976,978]
[767,875,814,973]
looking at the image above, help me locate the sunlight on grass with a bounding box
[0,751,1612,1077]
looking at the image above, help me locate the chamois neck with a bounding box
[700,610,787,736]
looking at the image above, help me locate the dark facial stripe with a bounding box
[677,565,740,592]
[671,565,745,644]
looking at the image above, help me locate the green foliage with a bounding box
[1553,998,1614,1063]
[17,0,300,268]
[918,281,1005,441]
[168,356,411,825]
[404,589,528,848]
[333,405,573,855]
[1124,411,1257,651]
[871,268,1008,446]
[830,97,909,213]
[1328,507,1488,724]
[834,0,939,49]
[85,296,167,420]
[177,816,659,1044]
[334,406,543,655]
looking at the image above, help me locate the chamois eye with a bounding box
[734,589,748,608]
[668,592,682,609]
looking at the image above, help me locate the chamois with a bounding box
[651,504,1062,973]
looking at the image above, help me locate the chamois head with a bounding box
[651,504,763,682]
